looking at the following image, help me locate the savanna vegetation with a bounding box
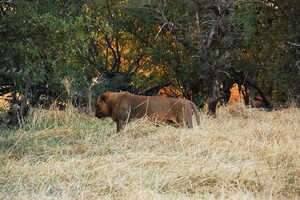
[0,0,300,199]
[1,0,300,117]
[0,104,299,199]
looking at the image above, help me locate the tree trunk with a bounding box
[207,79,219,117]
[241,84,250,106]
[220,79,234,105]
[246,80,273,110]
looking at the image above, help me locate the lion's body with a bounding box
[95,92,200,132]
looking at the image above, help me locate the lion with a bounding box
[95,91,200,132]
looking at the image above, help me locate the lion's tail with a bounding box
[190,101,200,126]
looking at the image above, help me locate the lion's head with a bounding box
[95,92,111,118]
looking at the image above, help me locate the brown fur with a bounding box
[95,91,200,132]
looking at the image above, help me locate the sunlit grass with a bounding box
[0,102,299,199]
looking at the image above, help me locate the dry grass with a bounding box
[0,103,299,200]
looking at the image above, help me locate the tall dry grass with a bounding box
[0,102,299,200]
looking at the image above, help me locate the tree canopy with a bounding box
[1,0,299,119]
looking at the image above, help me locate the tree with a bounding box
[81,0,173,95]
[232,0,300,107]
[126,0,240,115]
[0,0,90,119]
[2,0,300,126]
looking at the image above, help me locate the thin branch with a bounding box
[155,22,168,40]
[205,24,217,49]
[287,42,300,47]
[127,54,144,73]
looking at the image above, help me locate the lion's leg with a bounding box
[187,113,193,128]
[186,105,194,128]
[116,104,131,133]
[176,113,185,128]
[178,106,193,128]
[116,120,125,133]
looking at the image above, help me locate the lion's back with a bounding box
[117,94,176,116]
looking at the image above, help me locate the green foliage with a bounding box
[232,0,300,103]
[1,0,300,110]
[0,0,94,105]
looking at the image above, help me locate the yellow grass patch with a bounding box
[0,103,299,199]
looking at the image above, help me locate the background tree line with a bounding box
[1,0,300,123]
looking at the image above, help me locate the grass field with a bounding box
[0,103,299,199]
